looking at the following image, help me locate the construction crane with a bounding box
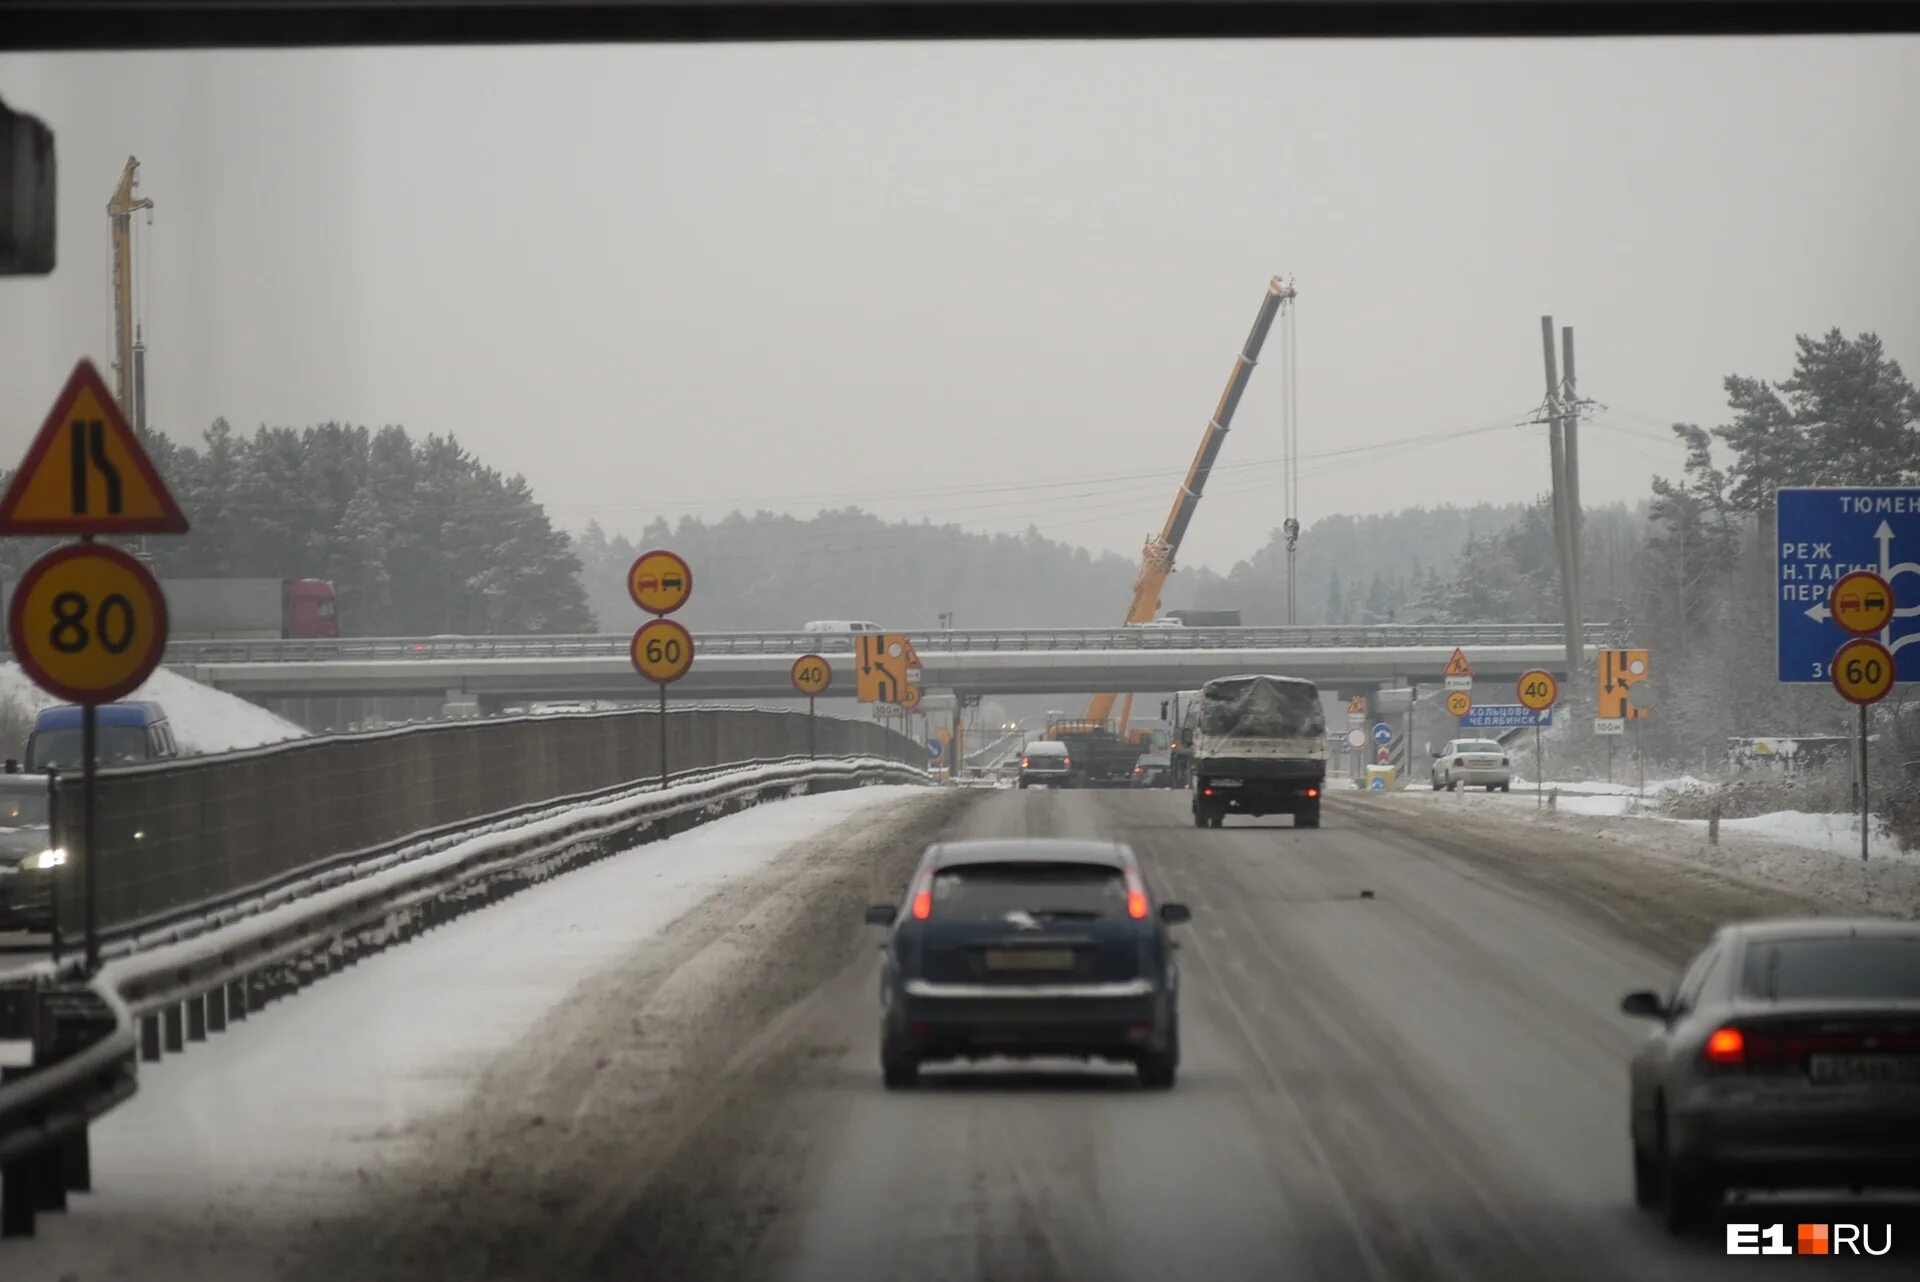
[1087,275,1297,734]
[107,156,153,419]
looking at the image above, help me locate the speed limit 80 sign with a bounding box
[7,544,170,703]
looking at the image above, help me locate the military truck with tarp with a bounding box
[1189,674,1328,829]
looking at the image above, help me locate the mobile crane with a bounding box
[1081,276,1296,738]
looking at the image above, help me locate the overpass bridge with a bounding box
[164,624,1608,713]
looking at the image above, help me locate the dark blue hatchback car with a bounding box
[865,838,1190,1090]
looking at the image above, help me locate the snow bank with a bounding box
[1389,782,1920,916]
[0,661,307,755]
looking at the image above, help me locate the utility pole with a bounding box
[1562,325,1584,650]
[1538,316,1582,687]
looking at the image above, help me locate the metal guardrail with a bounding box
[159,623,1616,665]
[50,706,916,943]
[0,751,925,1237]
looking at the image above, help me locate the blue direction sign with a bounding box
[1778,488,1920,683]
[925,737,944,760]
[1367,774,1388,791]
[1459,704,1552,729]
[1371,722,1394,745]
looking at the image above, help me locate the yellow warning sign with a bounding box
[1443,647,1474,679]
[1345,696,1367,716]
[856,633,922,703]
[1597,649,1651,719]
[0,359,190,535]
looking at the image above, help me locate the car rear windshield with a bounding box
[931,863,1128,922]
[1456,741,1503,755]
[1025,744,1068,758]
[1740,937,1920,1001]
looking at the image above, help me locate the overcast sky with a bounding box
[1,38,1915,572]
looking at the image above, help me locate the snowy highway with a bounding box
[7,783,1911,1281]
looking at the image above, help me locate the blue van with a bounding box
[25,702,180,772]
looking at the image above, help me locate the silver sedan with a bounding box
[1622,918,1920,1233]
[1430,738,1512,792]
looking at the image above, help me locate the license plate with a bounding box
[1212,779,1243,787]
[1809,1054,1920,1084]
[983,949,1075,972]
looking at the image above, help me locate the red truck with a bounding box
[160,578,341,639]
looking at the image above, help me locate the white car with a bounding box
[1431,738,1512,792]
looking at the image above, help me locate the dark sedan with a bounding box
[866,838,1189,1090]
[1622,918,1920,1232]
[0,774,60,932]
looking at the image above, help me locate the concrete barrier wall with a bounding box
[51,708,918,937]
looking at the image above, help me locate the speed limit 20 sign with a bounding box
[7,544,170,703]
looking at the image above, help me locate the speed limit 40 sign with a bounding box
[7,543,170,703]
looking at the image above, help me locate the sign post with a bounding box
[628,551,695,788]
[0,360,190,973]
[1516,669,1560,810]
[1830,632,1895,861]
[791,655,831,760]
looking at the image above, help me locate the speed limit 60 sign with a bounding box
[7,544,169,703]
[1831,637,1895,706]
[631,617,695,684]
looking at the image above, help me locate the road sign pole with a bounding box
[1534,721,1542,811]
[82,701,98,974]
[808,695,816,761]
[1636,717,1645,803]
[1860,702,1870,862]
[658,683,668,790]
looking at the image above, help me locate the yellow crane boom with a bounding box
[1088,276,1296,730]
[107,156,153,415]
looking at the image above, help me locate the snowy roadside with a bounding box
[0,662,307,755]
[0,783,949,1282]
[1381,782,1920,918]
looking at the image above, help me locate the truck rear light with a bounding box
[1203,787,1214,796]
[1021,758,1030,768]
[1704,1027,1746,1065]
[1305,787,1319,798]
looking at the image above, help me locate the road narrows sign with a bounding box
[0,359,190,535]
[628,550,694,616]
[7,544,170,703]
[790,655,831,696]
[1444,690,1472,718]
[631,617,695,684]
[1516,669,1559,712]
[1830,637,1895,706]
[1828,570,1895,638]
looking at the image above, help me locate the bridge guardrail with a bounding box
[2,748,927,1236]
[159,622,1617,665]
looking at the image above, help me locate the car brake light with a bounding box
[1305,787,1319,798]
[1021,757,1030,767]
[1203,787,1213,796]
[1063,757,1071,766]
[1124,868,1149,919]
[1704,1027,1745,1065]
[909,868,935,920]
[1453,757,1464,767]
